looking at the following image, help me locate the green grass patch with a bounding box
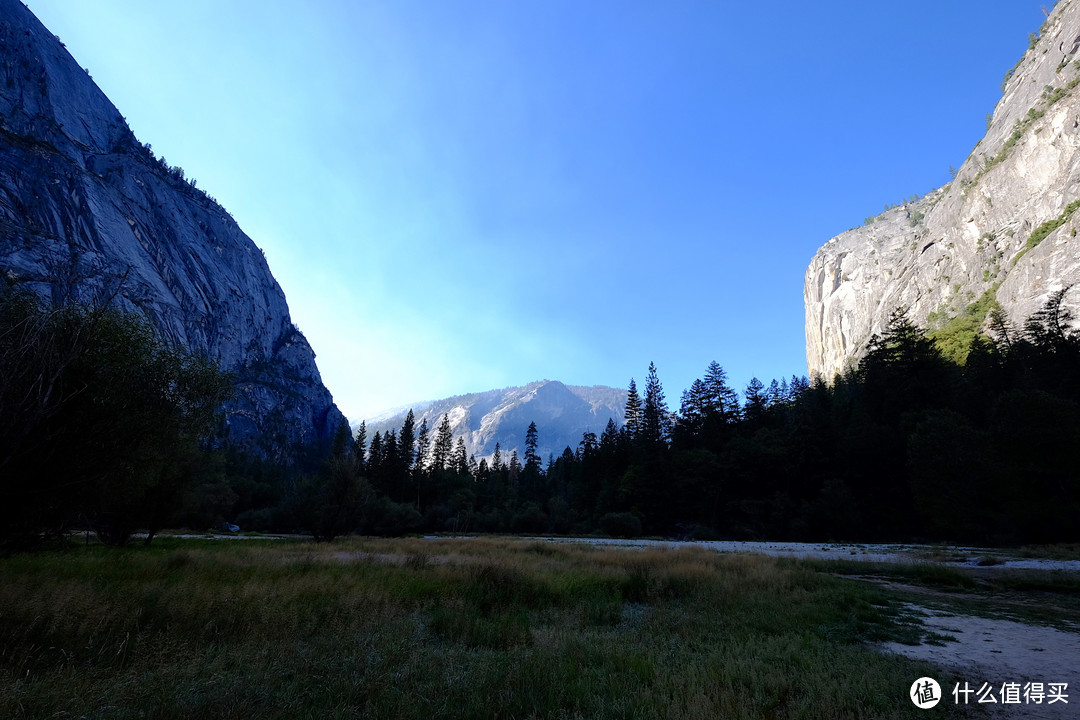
[1025,198,1080,251]
[1,538,961,719]
[804,558,979,591]
[927,284,1002,365]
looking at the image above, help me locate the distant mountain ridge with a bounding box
[362,380,627,462]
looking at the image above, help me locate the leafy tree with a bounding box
[0,287,233,550]
[907,409,999,542]
[293,423,363,542]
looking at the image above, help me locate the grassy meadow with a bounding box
[0,537,966,719]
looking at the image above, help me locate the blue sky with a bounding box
[26,0,1046,422]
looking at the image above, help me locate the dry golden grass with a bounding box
[0,536,961,719]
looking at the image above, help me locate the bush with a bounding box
[363,496,423,536]
[599,512,642,538]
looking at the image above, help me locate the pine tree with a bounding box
[744,377,767,423]
[415,418,430,472]
[860,306,953,421]
[642,361,671,445]
[382,430,400,497]
[624,378,642,438]
[508,449,522,490]
[399,410,416,472]
[353,421,367,475]
[678,378,710,434]
[578,431,598,460]
[600,418,620,449]
[368,431,384,473]
[702,361,739,422]
[988,306,1016,349]
[453,437,469,476]
[431,414,453,471]
[1023,287,1077,352]
[524,421,541,472]
[522,420,543,501]
[767,379,783,406]
[492,442,504,473]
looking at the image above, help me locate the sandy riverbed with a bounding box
[883,606,1079,719]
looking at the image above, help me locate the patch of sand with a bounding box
[882,605,1080,719]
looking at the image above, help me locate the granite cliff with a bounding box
[0,0,346,455]
[806,0,1080,379]
[364,380,627,463]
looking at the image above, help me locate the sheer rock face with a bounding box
[806,0,1080,380]
[0,0,346,455]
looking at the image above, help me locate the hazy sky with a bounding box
[25,0,1046,422]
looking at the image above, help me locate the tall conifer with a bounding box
[399,410,416,472]
[642,362,671,445]
[431,414,453,471]
[353,421,367,475]
[624,379,643,438]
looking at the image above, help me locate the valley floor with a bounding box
[5,535,1077,719]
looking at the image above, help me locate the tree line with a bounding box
[333,291,1080,545]
[4,277,1079,550]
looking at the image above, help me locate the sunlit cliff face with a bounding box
[806,0,1080,380]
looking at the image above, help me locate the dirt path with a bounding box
[882,605,1079,719]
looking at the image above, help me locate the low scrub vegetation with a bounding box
[0,537,954,719]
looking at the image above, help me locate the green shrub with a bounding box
[599,512,642,538]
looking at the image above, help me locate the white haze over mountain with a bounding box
[360,380,627,462]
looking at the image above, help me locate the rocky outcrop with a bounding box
[364,380,627,462]
[0,0,346,455]
[806,0,1080,379]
